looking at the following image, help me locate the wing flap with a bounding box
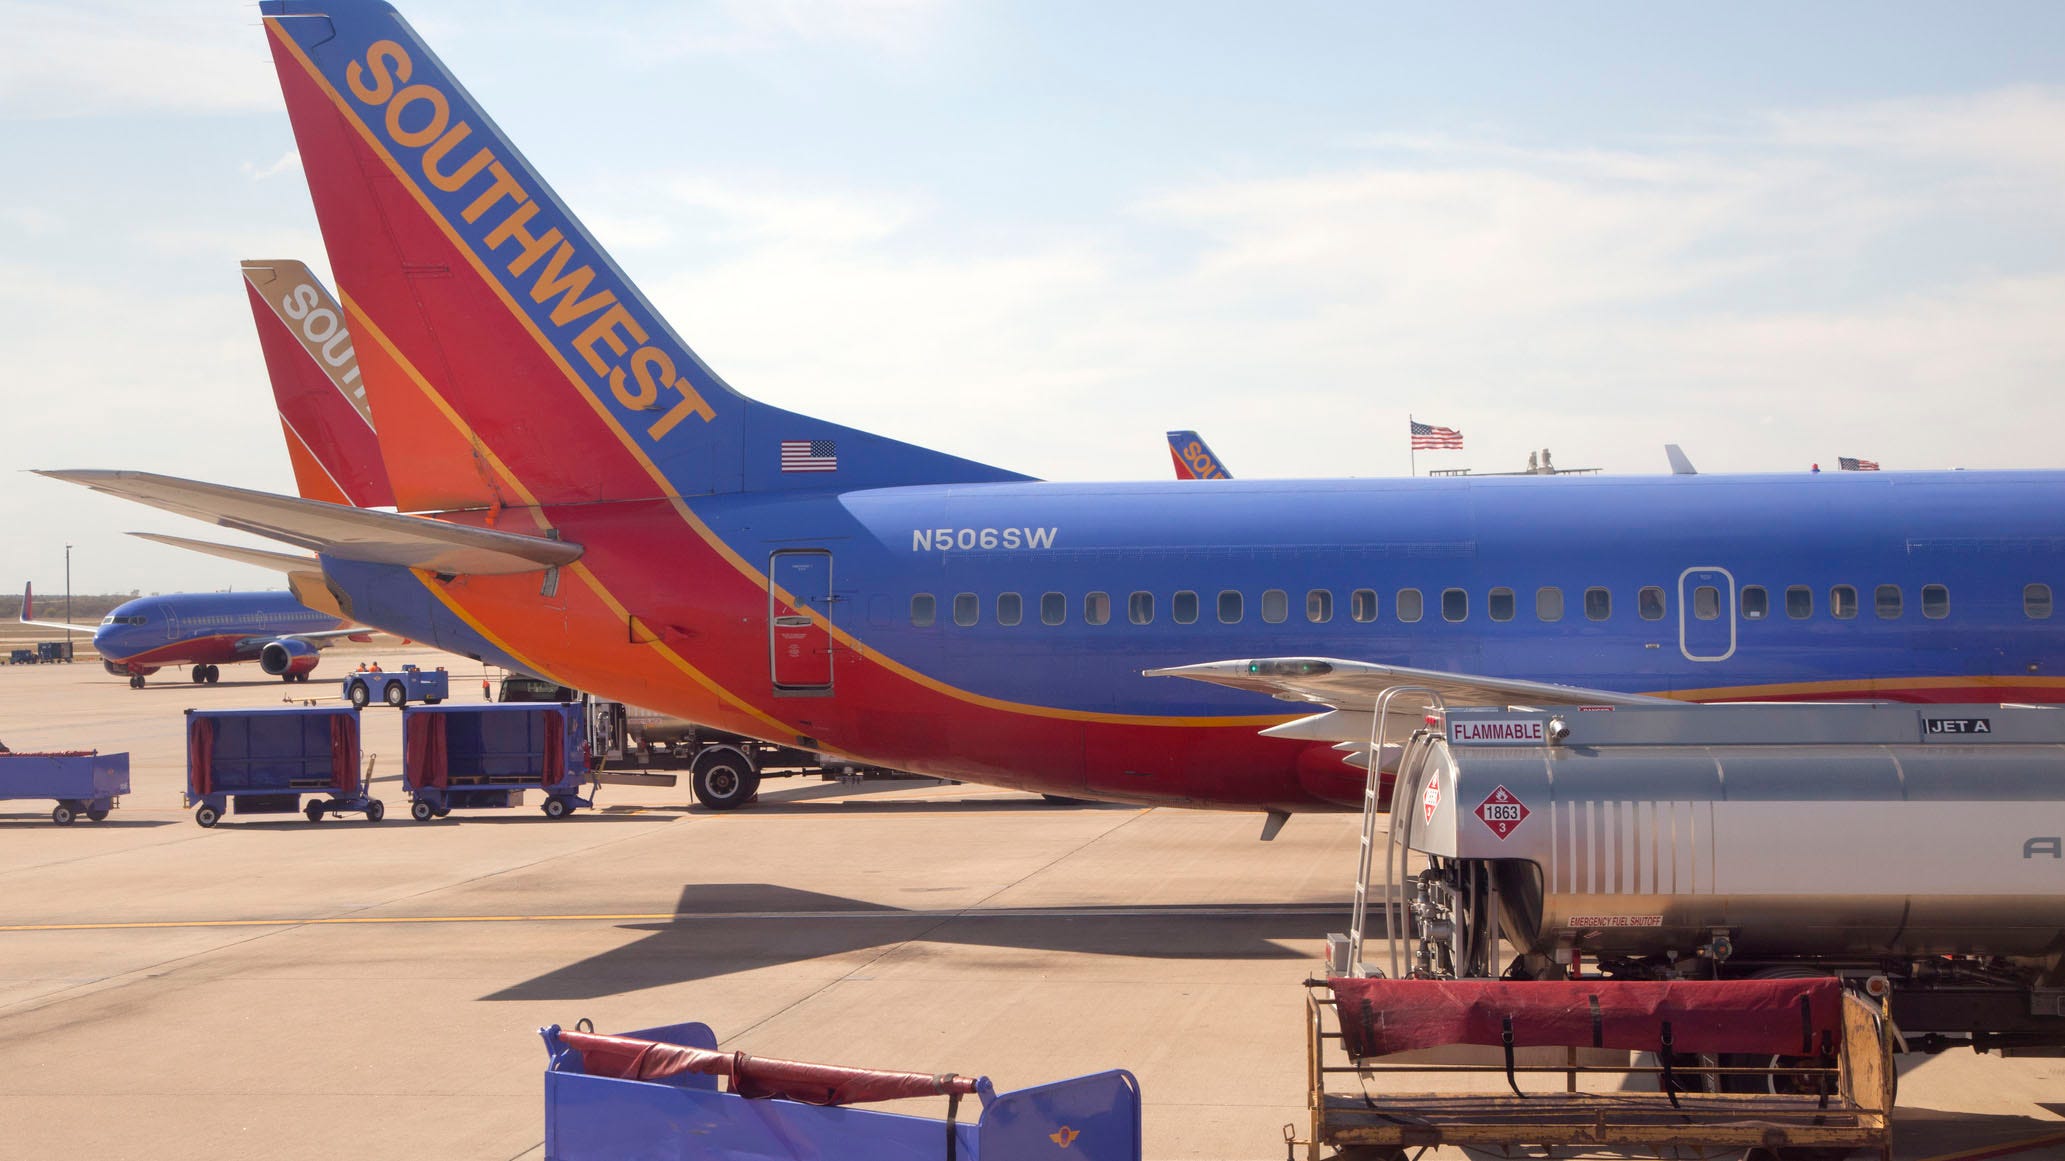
[40,471,580,576]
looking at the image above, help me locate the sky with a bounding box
[6,1,2065,597]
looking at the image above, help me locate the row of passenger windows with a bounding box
[910,583,2060,628]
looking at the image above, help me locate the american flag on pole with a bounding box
[1837,456,1880,472]
[780,439,838,473]
[1411,420,1464,450]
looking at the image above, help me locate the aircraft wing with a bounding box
[38,471,582,576]
[1147,657,1670,760]
[130,532,319,573]
[15,583,96,633]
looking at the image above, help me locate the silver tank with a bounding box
[1402,704,2065,961]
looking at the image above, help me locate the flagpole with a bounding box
[1408,415,1415,477]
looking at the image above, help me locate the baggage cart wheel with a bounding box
[435,805,451,817]
[384,681,407,707]
[195,804,221,828]
[52,802,76,826]
[305,800,326,823]
[542,795,571,819]
[365,800,385,823]
[411,800,435,822]
[349,681,371,708]
[87,806,110,822]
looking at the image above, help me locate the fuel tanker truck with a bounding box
[1363,702,2065,1058]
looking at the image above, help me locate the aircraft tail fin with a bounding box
[261,0,1029,508]
[242,259,401,509]
[20,582,30,623]
[1167,431,1232,480]
[1665,444,1698,475]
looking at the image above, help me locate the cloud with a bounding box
[241,150,302,181]
[0,1,276,118]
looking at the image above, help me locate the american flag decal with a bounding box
[1410,420,1464,450]
[781,439,838,472]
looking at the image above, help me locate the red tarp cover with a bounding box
[405,713,448,790]
[331,713,359,795]
[187,718,215,798]
[1328,978,1843,1059]
[542,708,566,787]
[558,1031,981,1106]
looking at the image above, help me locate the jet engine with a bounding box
[104,659,159,677]
[259,637,321,678]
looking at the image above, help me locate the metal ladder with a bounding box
[1344,686,1445,979]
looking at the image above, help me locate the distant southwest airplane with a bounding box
[17,581,362,688]
[1167,431,1232,480]
[41,0,2065,816]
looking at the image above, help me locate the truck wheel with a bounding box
[384,682,407,707]
[195,805,220,828]
[411,800,435,822]
[349,681,370,708]
[692,753,760,811]
[52,802,76,826]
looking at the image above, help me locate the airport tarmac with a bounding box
[2,644,2061,1160]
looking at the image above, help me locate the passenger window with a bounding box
[1536,586,1563,622]
[1875,584,1902,620]
[1922,584,1949,620]
[1442,588,1468,623]
[1488,587,1515,622]
[1040,592,1066,625]
[1085,592,1111,626]
[1128,591,1155,625]
[1350,589,1378,623]
[1396,588,1423,623]
[1638,587,1666,621]
[1584,587,1610,621]
[997,592,1022,626]
[953,593,979,627]
[1693,585,1720,620]
[2026,583,2053,619]
[1217,590,1243,624]
[1173,591,1199,624]
[1261,589,1288,623]
[1306,590,1333,623]
[1830,585,1858,620]
[1786,585,1813,619]
[1741,586,1767,620]
[911,594,937,627]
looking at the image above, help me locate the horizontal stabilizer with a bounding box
[130,532,319,574]
[39,471,581,576]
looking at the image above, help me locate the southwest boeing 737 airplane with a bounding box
[1167,432,1232,480]
[18,582,362,687]
[40,0,2065,816]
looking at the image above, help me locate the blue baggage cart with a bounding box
[540,1021,1141,1161]
[0,751,129,825]
[184,707,382,827]
[402,702,594,821]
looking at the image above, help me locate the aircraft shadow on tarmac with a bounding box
[486,882,1354,1001]
[1889,1107,2065,1154]
[731,779,1138,815]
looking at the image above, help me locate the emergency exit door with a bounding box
[1676,566,1736,662]
[769,551,834,692]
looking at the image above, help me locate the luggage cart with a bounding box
[403,702,594,821]
[540,1020,1141,1161]
[185,707,382,827]
[0,751,129,824]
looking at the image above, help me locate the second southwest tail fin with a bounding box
[262,0,1029,508]
[242,259,401,509]
[1167,431,1233,480]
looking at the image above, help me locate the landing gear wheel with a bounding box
[52,802,76,826]
[542,796,570,819]
[207,665,221,684]
[384,682,406,707]
[305,800,326,823]
[195,804,220,828]
[192,668,207,684]
[365,799,384,823]
[129,675,144,689]
[691,753,760,810]
[349,682,371,708]
[410,800,435,822]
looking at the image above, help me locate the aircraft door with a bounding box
[769,550,834,693]
[1676,566,1736,662]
